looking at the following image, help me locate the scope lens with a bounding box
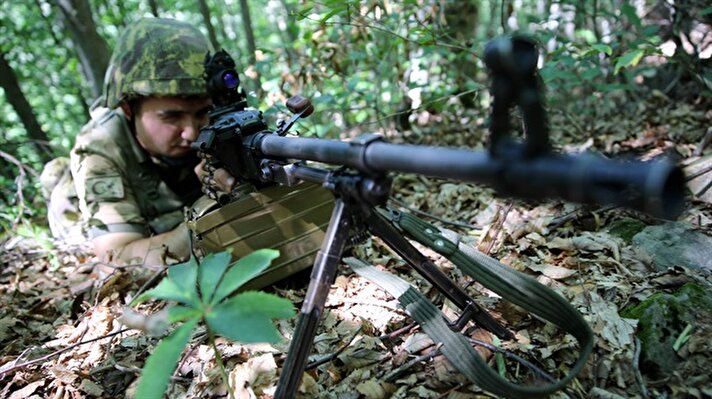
[222,72,239,89]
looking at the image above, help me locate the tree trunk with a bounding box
[214,0,240,43]
[52,0,111,100]
[33,0,91,121]
[0,52,54,162]
[444,0,479,108]
[148,0,159,17]
[278,0,299,63]
[279,0,299,43]
[198,0,221,50]
[574,0,587,31]
[238,0,262,95]
[238,0,257,65]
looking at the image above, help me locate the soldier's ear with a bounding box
[120,102,133,119]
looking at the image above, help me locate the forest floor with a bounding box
[1,93,711,399]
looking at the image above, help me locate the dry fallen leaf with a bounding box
[588,292,638,351]
[355,378,389,399]
[525,261,577,280]
[8,380,43,399]
[228,353,278,399]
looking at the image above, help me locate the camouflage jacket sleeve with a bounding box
[70,151,148,239]
[70,110,148,239]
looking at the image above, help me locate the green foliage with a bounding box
[136,318,200,399]
[132,249,295,398]
[621,283,712,373]
[607,217,647,243]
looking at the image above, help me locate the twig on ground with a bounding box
[437,382,468,399]
[467,337,556,384]
[547,205,617,230]
[379,322,418,341]
[306,326,363,370]
[382,343,443,382]
[0,328,130,378]
[378,322,576,395]
[128,266,167,302]
[92,353,192,383]
[464,201,512,289]
[483,201,513,256]
[693,127,712,156]
[633,337,650,398]
[328,297,403,312]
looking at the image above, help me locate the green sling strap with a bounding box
[344,209,594,398]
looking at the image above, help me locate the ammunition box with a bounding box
[188,182,334,289]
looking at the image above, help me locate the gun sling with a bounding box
[344,209,593,398]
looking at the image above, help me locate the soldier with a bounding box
[47,18,233,267]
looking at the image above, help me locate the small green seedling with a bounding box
[130,249,295,398]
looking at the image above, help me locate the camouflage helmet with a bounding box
[103,18,212,109]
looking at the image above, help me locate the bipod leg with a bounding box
[367,210,513,340]
[275,199,352,399]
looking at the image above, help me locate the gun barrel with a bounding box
[259,135,685,219]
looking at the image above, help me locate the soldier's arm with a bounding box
[72,152,190,266]
[91,223,190,266]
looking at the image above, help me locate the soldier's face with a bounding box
[131,96,212,158]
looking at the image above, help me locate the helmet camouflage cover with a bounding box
[104,18,212,109]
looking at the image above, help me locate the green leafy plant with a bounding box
[130,249,295,398]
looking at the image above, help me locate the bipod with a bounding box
[273,165,512,399]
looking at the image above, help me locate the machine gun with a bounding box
[191,36,685,398]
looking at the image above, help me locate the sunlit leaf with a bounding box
[211,249,279,305]
[206,291,295,343]
[319,6,345,23]
[132,277,200,308]
[295,6,314,20]
[167,306,203,323]
[614,48,645,74]
[198,251,231,303]
[575,29,597,44]
[620,3,641,28]
[168,257,199,297]
[134,317,199,399]
[590,44,612,56]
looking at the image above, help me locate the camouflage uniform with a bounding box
[70,107,202,239]
[41,157,83,244]
[45,18,210,242]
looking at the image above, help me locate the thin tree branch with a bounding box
[301,16,479,59]
[0,328,130,378]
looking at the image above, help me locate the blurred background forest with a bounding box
[1,0,710,235]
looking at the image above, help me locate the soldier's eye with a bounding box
[196,107,211,119]
[160,113,182,123]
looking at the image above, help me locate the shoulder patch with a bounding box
[85,175,125,201]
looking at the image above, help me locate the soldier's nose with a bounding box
[182,124,199,142]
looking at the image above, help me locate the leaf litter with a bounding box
[1,97,711,398]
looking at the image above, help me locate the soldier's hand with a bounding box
[195,159,235,193]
